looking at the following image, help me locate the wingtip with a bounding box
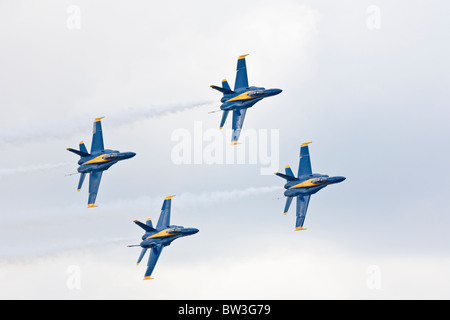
[238,54,249,60]
[295,227,308,231]
[87,204,98,208]
[301,141,312,147]
[94,116,105,122]
[231,141,241,145]
[164,195,176,200]
[143,276,154,280]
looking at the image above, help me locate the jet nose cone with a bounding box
[124,152,136,159]
[334,176,346,183]
[185,228,199,235]
[268,88,282,96]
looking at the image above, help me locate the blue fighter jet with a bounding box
[210,54,282,144]
[130,195,199,280]
[275,142,346,230]
[67,117,136,208]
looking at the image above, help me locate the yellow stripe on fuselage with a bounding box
[226,91,256,103]
[290,179,319,189]
[82,154,110,165]
[146,228,177,239]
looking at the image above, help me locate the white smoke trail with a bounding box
[0,100,215,144]
[0,162,72,177]
[0,185,282,263]
[175,185,284,208]
[93,185,284,213]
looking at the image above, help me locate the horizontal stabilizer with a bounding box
[210,85,234,95]
[67,148,90,158]
[77,173,86,192]
[284,196,294,215]
[275,172,297,181]
[220,110,229,129]
[137,248,148,265]
[134,220,156,232]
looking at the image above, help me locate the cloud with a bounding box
[2,236,450,299]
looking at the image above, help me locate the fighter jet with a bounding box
[275,142,346,230]
[210,54,282,144]
[130,195,199,280]
[66,117,136,208]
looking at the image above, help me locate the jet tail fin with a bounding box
[221,79,232,92]
[79,141,88,154]
[285,166,295,178]
[211,79,234,95]
[67,142,91,157]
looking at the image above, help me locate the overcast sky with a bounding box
[1,0,449,299]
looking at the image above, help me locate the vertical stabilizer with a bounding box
[79,142,88,154]
[222,79,231,92]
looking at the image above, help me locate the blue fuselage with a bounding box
[140,226,199,248]
[77,149,136,173]
[220,86,282,111]
[283,174,346,197]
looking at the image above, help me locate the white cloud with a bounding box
[1,0,450,300]
[2,238,449,299]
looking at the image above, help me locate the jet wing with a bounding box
[298,142,312,177]
[144,245,164,280]
[87,170,103,208]
[295,195,311,230]
[156,195,175,229]
[231,108,247,144]
[91,117,105,154]
[234,54,249,90]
